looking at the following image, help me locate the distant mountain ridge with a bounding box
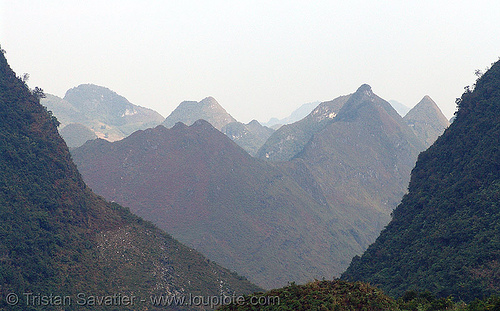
[292,84,425,244]
[388,99,411,117]
[73,120,342,288]
[221,120,275,156]
[163,96,274,156]
[341,59,500,301]
[42,84,164,146]
[256,95,350,161]
[264,101,320,127]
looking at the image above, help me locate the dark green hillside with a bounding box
[0,48,259,310]
[342,60,500,301]
[218,280,500,310]
[217,280,398,311]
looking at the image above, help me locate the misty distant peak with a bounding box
[163,96,236,130]
[403,95,450,147]
[200,96,219,107]
[248,119,261,126]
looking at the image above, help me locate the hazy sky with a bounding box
[1,1,500,122]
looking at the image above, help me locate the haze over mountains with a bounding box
[342,60,500,301]
[162,96,275,156]
[0,49,259,310]
[71,84,444,289]
[42,84,164,147]
[3,39,498,307]
[264,101,320,128]
[403,95,451,147]
[388,100,411,117]
[256,95,351,161]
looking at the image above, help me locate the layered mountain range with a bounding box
[342,60,500,301]
[72,84,434,289]
[162,96,275,156]
[264,101,320,128]
[42,84,164,146]
[0,48,259,310]
[256,95,350,161]
[72,121,338,289]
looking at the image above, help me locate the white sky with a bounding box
[1,0,500,122]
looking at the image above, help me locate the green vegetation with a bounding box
[341,59,500,301]
[218,280,500,311]
[0,46,259,310]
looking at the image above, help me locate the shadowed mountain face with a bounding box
[42,84,164,144]
[292,84,425,244]
[403,95,450,147]
[72,85,426,289]
[72,121,343,289]
[342,60,500,301]
[256,95,351,161]
[0,50,259,310]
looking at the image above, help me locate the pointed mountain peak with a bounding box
[200,96,219,105]
[422,94,433,101]
[356,84,373,95]
[336,84,403,123]
[403,95,449,147]
[343,84,376,109]
[163,97,237,130]
[247,119,261,126]
[416,95,438,108]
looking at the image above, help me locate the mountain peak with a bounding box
[336,84,405,125]
[163,97,237,130]
[171,121,188,130]
[404,95,450,147]
[356,84,373,95]
[200,96,219,105]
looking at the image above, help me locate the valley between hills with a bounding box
[2,43,500,310]
[46,81,449,289]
